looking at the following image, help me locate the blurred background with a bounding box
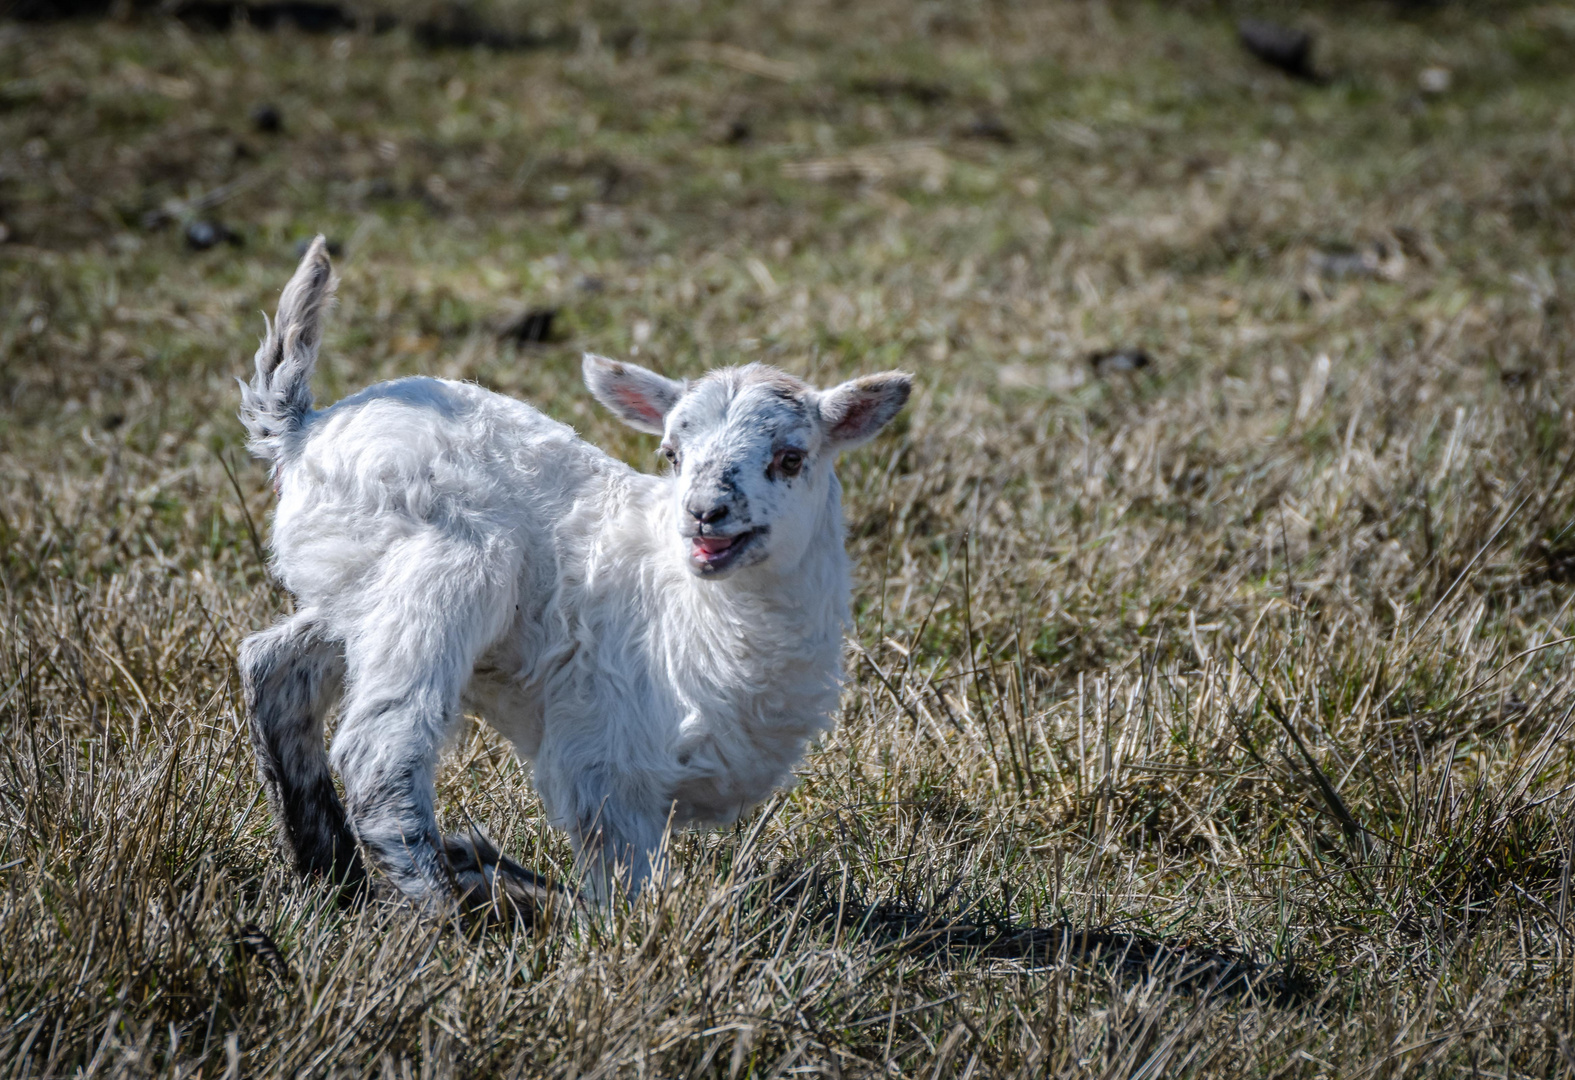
[6,0,1569,456]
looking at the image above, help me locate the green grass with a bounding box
[4,0,1575,1075]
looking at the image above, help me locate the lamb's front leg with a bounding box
[553,764,672,902]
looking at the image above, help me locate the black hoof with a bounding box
[443,829,585,924]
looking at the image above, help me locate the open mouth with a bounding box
[688,527,766,575]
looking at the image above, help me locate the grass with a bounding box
[3,0,1575,1074]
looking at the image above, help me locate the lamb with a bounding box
[237,237,911,907]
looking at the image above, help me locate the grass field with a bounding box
[4,0,1575,1075]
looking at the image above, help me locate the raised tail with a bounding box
[239,235,336,468]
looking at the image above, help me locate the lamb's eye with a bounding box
[776,450,804,477]
[660,446,680,468]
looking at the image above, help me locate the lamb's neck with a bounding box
[622,475,852,706]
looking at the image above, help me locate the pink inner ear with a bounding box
[614,384,664,426]
[831,394,878,439]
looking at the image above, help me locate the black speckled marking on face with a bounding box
[745,394,812,484]
[764,383,808,410]
[680,365,818,505]
[690,457,752,522]
[719,465,748,508]
[730,383,809,439]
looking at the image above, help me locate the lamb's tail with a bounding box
[239,235,336,468]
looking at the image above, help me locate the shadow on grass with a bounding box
[768,864,1320,1007]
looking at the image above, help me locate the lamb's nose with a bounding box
[688,503,729,526]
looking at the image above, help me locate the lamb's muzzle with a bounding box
[238,239,912,907]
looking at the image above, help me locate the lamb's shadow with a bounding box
[325,836,1315,1005]
[767,867,1319,1007]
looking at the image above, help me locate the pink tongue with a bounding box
[696,536,735,555]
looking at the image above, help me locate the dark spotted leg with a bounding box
[331,671,583,916]
[327,544,520,910]
[329,675,454,907]
[239,614,365,898]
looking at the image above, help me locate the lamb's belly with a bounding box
[463,664,546,758]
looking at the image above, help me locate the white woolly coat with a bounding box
[270,375,849,864]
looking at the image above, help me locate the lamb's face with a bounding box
[659,371,823,577]
[583,356,911,581]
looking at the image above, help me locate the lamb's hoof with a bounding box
[443,829,586,928]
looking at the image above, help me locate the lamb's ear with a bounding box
[818,371,912,451]
[582,354,685,435]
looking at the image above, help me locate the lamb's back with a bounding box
[268,377,611,604]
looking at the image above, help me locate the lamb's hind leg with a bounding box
[332,654,473,905]
[329,544,519,908]
[239,614,365,896]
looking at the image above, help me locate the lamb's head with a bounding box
[584,355,911,579]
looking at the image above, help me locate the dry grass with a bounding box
[4,1,1575,1075]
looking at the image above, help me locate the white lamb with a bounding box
[237,237,911,906]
